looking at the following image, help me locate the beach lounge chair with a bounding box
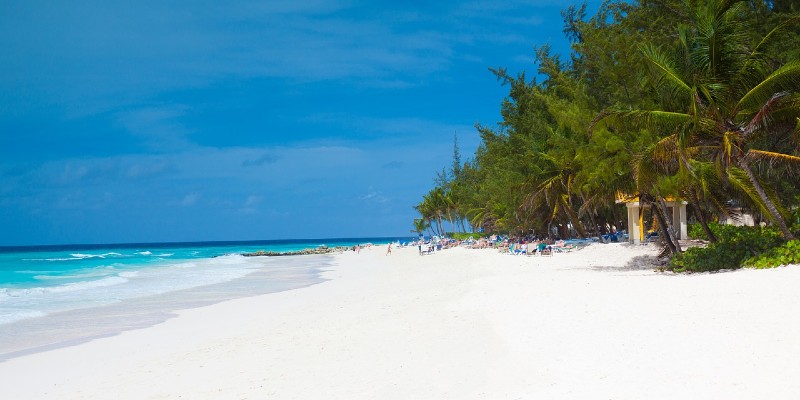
[537,242,553,256]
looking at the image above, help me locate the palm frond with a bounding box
[736,61,800,114]
[726,167,771,217]
[639,43,693,98]
[727,166,792,221]
[599,109,692,134]
[743,92,792,136]
[651,134,681,168]
[745,16,800,73]
[632,151,661,193]
[721,130,746,163]
[746,149,800,174]
[711,0,739,20]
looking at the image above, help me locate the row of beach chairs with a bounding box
[504,242,580,256]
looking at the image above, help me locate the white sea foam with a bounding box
[15,270,61,275]
[137,251,153,255]
[33,269,117,281]
[69,252,126,259]
[6,276,129,296]
[0,309,46,325]
[70,253,99,259]
[0,254,276,326]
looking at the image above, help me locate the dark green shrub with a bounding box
[687,223,706,240]
[688,222,756,241]
[743,240,800,269]
[671,225,785,272]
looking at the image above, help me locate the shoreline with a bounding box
[2,243,799,399]
[0,254,332,361]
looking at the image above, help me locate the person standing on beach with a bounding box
[386,243,392,256]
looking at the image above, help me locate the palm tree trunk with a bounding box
[458,216,466,233]
[559,197,588,238]
[646,195,679,255]
[587,211,603,242]
[688,187,717,242]
[738,159,796,240]
[656,196,682,253]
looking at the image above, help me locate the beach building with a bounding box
[720,207,757,227]
[616,194,688,245]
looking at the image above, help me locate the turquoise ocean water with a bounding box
[0,237,407,326]
[0,237,408,359]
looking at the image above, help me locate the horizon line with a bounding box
[0,235,414,252]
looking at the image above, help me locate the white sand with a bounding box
[2,243,799,399]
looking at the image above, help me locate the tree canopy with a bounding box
[414,0,800,250]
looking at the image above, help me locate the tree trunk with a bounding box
[587,211,604,243]
[656,196,683,253]
[647,195,679,255]
[688,187,717,242]
[738,159,796,240]
[559,197,588,238]
[457,216,467,233]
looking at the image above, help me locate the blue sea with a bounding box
[0,237,407,359]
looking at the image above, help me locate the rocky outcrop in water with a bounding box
[242,246,348,257]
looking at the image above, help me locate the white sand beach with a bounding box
[2,243,799,399]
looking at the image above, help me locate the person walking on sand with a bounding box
[386,243,392,256]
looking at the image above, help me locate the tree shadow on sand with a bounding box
[590,254,667,272]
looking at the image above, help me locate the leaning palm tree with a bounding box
[630,139,685,254]
[521,145,591,239]
[601,0,800,240]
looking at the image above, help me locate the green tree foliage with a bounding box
[414,0,800,252]
[601,0,800,240]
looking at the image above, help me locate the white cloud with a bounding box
[180,193,201,207]
[237,195,265,214]
[360,188,389,205]
[58,163,90,184]
[116,105,195,150]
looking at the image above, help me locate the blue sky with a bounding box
[1,0,600,245]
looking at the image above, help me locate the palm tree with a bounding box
[602,0,800,240]
[412,218,431,237]
[522,151,588,239]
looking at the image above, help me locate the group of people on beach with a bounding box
[350,236,577,257]
[505,239,577,255]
